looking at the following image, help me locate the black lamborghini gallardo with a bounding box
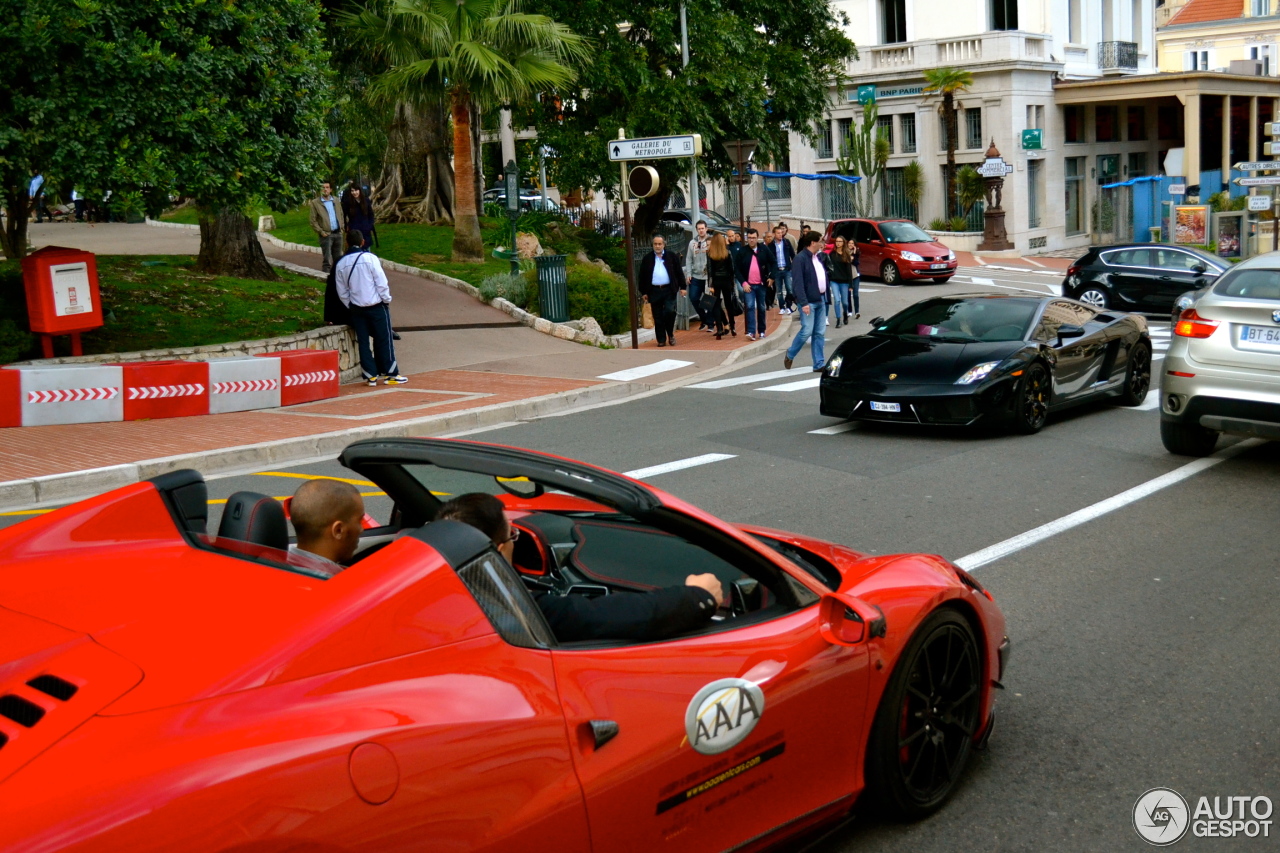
[818,295,1153,434]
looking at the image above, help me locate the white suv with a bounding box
[1160,252,1280,455]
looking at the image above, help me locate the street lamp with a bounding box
[504,159,520,276]
[721,140,758,230]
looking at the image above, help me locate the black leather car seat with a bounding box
[217,491,289,552]
[147,469,209,535]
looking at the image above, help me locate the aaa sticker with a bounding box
[684,678,765,756]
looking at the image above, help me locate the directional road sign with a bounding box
[1248,195,1272,212]
[976,158,1014,178]
[1267,122,1280,137]
[1234,175,1280,187]
[1234,161,1280,172]
[1168,184,1186,196]
[608,134,703,162]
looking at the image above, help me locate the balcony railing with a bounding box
[1098,41,1138,71]
[856,32,1054,76]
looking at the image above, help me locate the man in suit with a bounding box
[771,224,797,314]
[783,231,830,372]
[638,235,687,347]
[732,228,776,341]
[308,181,346,273]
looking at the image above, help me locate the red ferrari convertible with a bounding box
[0,439,1008,852]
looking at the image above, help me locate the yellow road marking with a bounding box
[206,492,385,505]
[251,472,378,487]
[0,509,54,517]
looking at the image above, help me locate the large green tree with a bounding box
[523,0,857,235]
[345,0,588,262]
[1,0,331,279]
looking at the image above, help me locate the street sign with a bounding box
[608,134,703,162]
[1266,122,1280,137]
[1021,129,1043,150]
[1234,175,1280,186]
[976,158,1014,178]
[1168,184,1186,196]
[1234,161,1280,172]
[627,166,660,198]
[1248,195,1272,212]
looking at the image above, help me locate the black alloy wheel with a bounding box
[1013,362,1050,434]
[1076,287,1108,309]
[1117,341,1152,406]
[881,261,901,285]
[866,609,983,820]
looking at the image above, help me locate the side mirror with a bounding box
[868,316,886,327]
[731,577,763,614]
[1057,324,1085,342]
[818,593,886,646]
[1191,263,1208,274]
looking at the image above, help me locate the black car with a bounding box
[1063,244,1226,312]
[819,295,1153,434]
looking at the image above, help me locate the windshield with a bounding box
[879,221,932,243]
[1212,267,1280,300]
[874,298,1039,342]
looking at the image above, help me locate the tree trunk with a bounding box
[450,92,484,263]
[944,93,957,219]
[1,182,30,260]
[373,99,455,224]
[196,207,277,280]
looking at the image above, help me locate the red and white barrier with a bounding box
[208,356,281,414]
[259,350,340,406]
[121,361,209,420]
[0,364,124,427]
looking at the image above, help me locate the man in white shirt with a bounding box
[335,231,408,386]
[286,479,365,577]
[782,232,830,372]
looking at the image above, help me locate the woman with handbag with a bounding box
[704,233,739,340]
[828,235,859,327]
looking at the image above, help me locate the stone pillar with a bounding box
[1222,94,1232,190]
[1249,96,1259,163]
[977,140,1014,251]
[1182,93,1201,187]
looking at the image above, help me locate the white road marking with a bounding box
[1132,389,1162,410]
[756,377,823,392]
[687,368,797,389]
[956,439,1263,570]
[623,453,736,479]
[598,359,694,382]
[1023,257,1048,268]
[808,422,858,435]
[970,276,995,285]
[972,255,987,265]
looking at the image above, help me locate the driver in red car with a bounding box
[436,493,726,643]
[286,479,365,577]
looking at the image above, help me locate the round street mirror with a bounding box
[628,165,660,199]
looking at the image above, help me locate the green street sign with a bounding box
[857,85,876,105]
[1021,129,1043,150]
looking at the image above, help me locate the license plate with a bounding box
[1239,325,1280,347]
[870,401,901,413]
[930,263,948,269]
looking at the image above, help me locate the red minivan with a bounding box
[822,218,957,285]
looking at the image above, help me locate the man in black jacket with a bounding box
[436,493,724,643]
[637,235,687,347]
[733,228,776,340]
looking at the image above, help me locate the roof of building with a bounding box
[1167,0,1245,26]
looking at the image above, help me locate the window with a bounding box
[1096,106,1119,142]
[876,115,894,153]
[1184,49,1210,70]
[837,118,853,156]
[854,221,880,243]
[1028,159,1043,229]
[1154,248,1210,271]
[881,168,919,221]
[1026,104,1045,130]
[882,0,907,43]
[1064,105,1085,143]
[1102,248,1153,266]
[1034,300,1097,342]
[901,113,917,153]
[1128,151,1148,178]
[1251,0,1270,16]
[992,0,1018,29]
[817,121,833,159]
[1065,157,1085,235]
[965,108,983,149]
[1249,45,1273,75]
[1069,0,1082,42]
[1097,154,1119,184]
[1127,106,1147,141]
[1157,104,1181,139]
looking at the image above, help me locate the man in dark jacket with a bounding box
[637,235,687,347]
[783,231,830,371]
[733,228,776,340]
[436,493,724,643]
[770,224,797,313]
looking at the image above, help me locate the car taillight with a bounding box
[1066,264,1080,277]
[1174,308,1218,339]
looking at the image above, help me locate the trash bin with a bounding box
[536,254,569,323]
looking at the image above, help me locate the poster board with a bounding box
[1174,205,1209,245]
[1213,210,1246,259]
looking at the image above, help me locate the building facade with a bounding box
[1156,0,1280,75]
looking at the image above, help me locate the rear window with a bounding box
[1212,267,1280,300]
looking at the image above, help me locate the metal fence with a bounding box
[1093,184,1133,246]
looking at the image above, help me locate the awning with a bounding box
[1100,175,1163,189]
[750,170,862,185]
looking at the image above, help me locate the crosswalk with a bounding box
[1149,323,1172,361]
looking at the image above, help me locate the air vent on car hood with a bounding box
[0,606,143,784]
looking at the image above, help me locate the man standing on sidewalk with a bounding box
[29,171,47,224]
[309,181,345,273]
[335,231,408,386]
[771,224,796,314]
[783,232,829,372]
[638,235,687,348]
[734,228,775,341]
[685,220,711,332]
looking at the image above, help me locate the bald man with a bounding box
[287,479,365,577]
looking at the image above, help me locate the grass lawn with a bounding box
[59,256,322,357]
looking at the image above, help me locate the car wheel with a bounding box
[1160,419,1219,457]
[1076,287,1108,309]
[1116,341,1152,406]
[865,608,982,821]
[1012,362,1050,434]
[881,261,901,285]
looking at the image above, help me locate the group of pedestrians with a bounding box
[637,220,861,371]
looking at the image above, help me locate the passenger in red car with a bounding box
[286,479,365,577]
[436,493,726,642]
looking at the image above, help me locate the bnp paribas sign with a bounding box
[849,84,926,104]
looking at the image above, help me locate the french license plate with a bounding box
[930,263,948,269]
[870,401,901,413]
[1240,325,1280,347]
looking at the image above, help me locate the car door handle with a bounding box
[585,720,619,750]
[1158,276,1173,281]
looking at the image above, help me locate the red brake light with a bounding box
[1066,264,1080,276]
[1174,308,1218,339]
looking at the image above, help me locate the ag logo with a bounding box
[1272,309,1280,324]
[1133,787,1190,846]
[889,373,897,380]
[685,678,765,755]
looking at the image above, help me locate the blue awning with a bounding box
[1100,175,1162,189]
[749,170,862,185]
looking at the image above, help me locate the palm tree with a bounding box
[345,0,588,262]
[922,67,973,222]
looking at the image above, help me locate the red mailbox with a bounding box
[21,246,104,357]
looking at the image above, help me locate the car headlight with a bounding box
[900,251,924,262]
[825,354,844,377]
[946,250,956,260]
[956,361,1001,385]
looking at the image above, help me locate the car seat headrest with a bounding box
[217,491,288,552]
